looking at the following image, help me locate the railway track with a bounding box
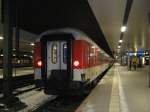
[31,66,113,112]
[0,66,113,112]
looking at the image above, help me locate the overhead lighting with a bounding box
[118,45,121,48]
[119,39,123,43]
[24,55,27,57]
[121,26,127,32]
[116,55,118,59]
[30,43,35,46]
[0,36,4,40]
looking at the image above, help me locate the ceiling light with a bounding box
[116,55,118,59]
[30,43,35,46]
[119,39,123,43]
[0,36,4,40]
[118,45,121,48]
[121,26,127,32]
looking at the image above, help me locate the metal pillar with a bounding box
[2,0,20,105]
[15,27,20,56]
[14,27,20,77]
[13,0,20,77]
[3,0,13,98]
[15,0,20,56]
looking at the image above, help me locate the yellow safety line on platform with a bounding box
[109,67,120,112]
[117,68,130,112]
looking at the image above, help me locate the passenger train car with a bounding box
[34,28,113,95]
[0,52,33,68]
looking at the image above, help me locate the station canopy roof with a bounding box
[1,0,113,57]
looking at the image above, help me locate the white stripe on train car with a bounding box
[73,64,109,82]
[73,69,83,81]
[34,68,41,79]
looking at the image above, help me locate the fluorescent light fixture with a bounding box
[24,55,27,57]
[121,26,127,32]
[119,39,123,43]
[118,45,121,48]
[0,36,4,40]
[30,43,35,46]
[0,54,3,56]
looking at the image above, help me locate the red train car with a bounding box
[34,28,113,95]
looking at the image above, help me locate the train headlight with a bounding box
[74,60,79,67]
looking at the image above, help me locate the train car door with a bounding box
[47,41,68,79]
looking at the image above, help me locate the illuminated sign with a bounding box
[137,49,145,57]
[127,50,145,57]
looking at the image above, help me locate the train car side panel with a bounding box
[34,42,43,86]
[73,40,90,82]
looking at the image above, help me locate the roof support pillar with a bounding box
[3,0,13,98]
[2,0,19,105]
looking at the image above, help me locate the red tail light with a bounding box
[34,42,42,68]
[74,60,80,67]
[37,60,42,67]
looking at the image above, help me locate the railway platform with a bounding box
[76,63,150,112]
[0,67,34,78]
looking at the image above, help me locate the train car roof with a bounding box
[36,28,110,58]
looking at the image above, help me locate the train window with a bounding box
[51,43,58,64]
[63,43,67,64]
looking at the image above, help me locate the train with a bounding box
[0,52,33,68]
[34,28,113,95]
[0,51,33,78]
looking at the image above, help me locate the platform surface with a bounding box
[76,63,150,112]
[0,67,34,78]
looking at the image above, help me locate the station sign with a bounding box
[127,50,145,57]
[137,49,145,57]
